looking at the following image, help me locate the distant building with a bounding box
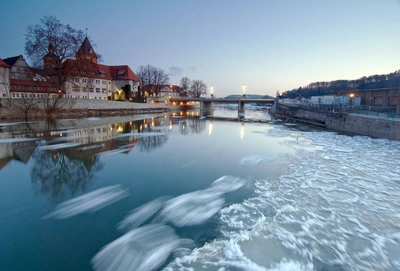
[158,85,181,98]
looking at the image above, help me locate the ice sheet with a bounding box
[43,185,128,219]
[166,129,400,270]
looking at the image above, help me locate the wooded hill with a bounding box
[283,70,400,99]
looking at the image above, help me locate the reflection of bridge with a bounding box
[170,97,275,120]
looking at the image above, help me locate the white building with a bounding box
[56,37,140,101]
[2,37,140,101]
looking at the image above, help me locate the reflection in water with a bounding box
[137,129,169,152]
[179,119,206,135]
[43,185,128,219]
[31,141,105,201]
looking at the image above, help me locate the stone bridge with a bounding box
[169,97,274,120]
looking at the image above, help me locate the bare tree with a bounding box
[152,67,169,97]
[189,80,207,97]
[136,65,153,87]
[24,15,99,116]
[136,65,169,97]
[180,77,191,97]
[11,95,40,120]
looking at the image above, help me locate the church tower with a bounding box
[76,37,97,64]
[43,43,56,69]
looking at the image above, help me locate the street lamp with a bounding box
[242,83,246,97]
[210,83,214,98]
[350,93,354,106]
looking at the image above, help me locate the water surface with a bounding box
[1,108,400,270]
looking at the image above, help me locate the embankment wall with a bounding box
[270,101,400,141]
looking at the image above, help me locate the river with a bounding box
[0,106,399,270]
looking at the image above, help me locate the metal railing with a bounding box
[293,102,399,119]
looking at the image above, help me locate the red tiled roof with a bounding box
[59,60,139,82]
[109,65,140,82]
[0,58,11,68]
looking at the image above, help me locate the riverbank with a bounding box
[270,100,400,141]
[0,99,170,121]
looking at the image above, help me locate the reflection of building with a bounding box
[0,121,142,171]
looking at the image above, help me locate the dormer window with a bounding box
[115,69,125,77]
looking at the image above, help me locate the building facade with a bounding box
[0,59,10,99]
[1,37,140,101]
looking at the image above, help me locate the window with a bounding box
[12,93,15,97]
[96,88,100,93]
[72,86,79,92]
[89,88,94,92]
[374,97,384,106]
[102,88,106,93]
[102,80,106,84]
[2,94,6,97]
[388,96,397,106]
[115,69,126,77]
[95,80,100,84]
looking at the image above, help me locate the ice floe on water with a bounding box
[239,155,284,166]
[39,142,83,150]
[166,130,400,270]
[92,224,193,271]
[43,185,128,219]
[92,176,247,270]
[114,132,168,138]
[0,137,38,143]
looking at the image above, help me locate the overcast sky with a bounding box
[1,0,400,97]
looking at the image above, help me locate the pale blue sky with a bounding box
[1,0,400,97]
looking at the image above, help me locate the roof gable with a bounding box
[0,58,11,68]
[2,56,21,67]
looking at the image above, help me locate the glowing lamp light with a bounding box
[242,83,246,97]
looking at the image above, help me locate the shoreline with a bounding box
[0,99,170,121]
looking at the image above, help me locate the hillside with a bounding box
[283,70,400,98]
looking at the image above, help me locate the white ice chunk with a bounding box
[117,196,170,232]
[39,142,82,150]
[210,175,247,193]
[156,190,225,227]
[91,224,191,271]
[114,132,168,138]
[43,185,128,219]
[0,137,38,143]
[239,155,281,166]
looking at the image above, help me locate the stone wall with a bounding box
[271,100,400,141]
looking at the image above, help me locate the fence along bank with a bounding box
[270,90,400,141]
